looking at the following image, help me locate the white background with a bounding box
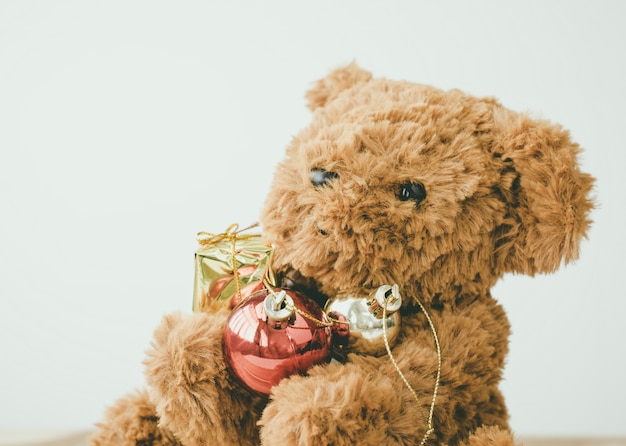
[1,0,624,437]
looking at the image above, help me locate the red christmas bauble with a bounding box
[222,287,332,395]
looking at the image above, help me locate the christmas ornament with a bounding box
[222,287,333,395]
[324,284,402,360]
[193,223,274,312]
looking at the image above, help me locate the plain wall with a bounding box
[1,0,624,437]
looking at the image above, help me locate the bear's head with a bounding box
[260,63,594,306]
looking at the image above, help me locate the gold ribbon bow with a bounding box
[197,222,262,246]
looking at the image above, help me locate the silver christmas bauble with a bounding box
[324,284,402,360]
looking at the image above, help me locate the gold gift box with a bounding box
[192,224,274,313]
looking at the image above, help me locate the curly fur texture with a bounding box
[92,64,593,445]
[89,389,180,446]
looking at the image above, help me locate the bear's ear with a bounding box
[305,62,372,110]
[492,108,595,275]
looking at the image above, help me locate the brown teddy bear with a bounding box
[91,63,594,446]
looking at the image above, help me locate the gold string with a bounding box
[262,279,353,328]
[262,279,345,327]
[382,295,441,446]
[198,223,262,304]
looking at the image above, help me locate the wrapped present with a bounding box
[193,223,275,313]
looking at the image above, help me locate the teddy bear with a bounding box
[90,63,594,446]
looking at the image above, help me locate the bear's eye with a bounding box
[398,182,427,206]
[310,168,339,187]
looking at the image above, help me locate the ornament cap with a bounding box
[263,290,295,323]
[368,284,402,318]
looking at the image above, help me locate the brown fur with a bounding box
[92,64,594,445]
[89,389,180,446]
